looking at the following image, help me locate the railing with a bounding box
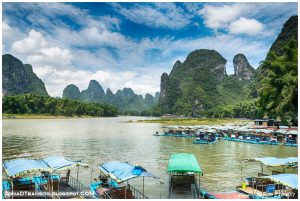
[68,175,85,192]
[98,187,112,199]
[192,183,200,199]
[127,184,148,199]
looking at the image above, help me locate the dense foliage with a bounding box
[206,99,263,119]
[258,40,298,125]
[3,94,118,117]
[159,49,256,116]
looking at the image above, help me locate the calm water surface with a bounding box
[2,117,298,198]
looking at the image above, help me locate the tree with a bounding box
[258,39,298,125]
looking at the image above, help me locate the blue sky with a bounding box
[2,2,297,97]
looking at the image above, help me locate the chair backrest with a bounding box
[66,169,71,178]
[266,184,275,193]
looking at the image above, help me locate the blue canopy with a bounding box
[42,156,87,170]
[3,156,88,178]
[98,161,158,183]
[252,157,298,167]
[3,159,51,178]
[263,174,298,189]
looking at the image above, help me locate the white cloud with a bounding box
[198,3,270,36]
[11,30,73,68]
[11,30,47,55]
[124,81,159,95]
[27,47,73,67]
[2,21,26,53]
[228,17,264,35]
[2,20,12,32]
[199,4,245,30]
[198,2,297,37]
[114,3,192,29]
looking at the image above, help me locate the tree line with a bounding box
[3,93,118,117]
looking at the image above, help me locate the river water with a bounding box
[2,116,298,198]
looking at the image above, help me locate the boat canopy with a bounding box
[250,157,298,167]
[3,159,51,178]
[273,129,287,134]
[206,129,216,133]
[167,153,202,174]
[42,156,88,170]
[98,161,158,183]
[3,156,88,178]
[286,130,298,135]
[263,174,298,189]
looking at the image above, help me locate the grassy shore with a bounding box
[2,114,101,119]
[134,118,252,125]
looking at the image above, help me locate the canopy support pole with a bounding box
[143,177,145,196]
[159,180,162,199]
[241,160,243,182]
[77,166,79,181]
[125,181,128,199]
[90,168,93,183]
[261,163,263,174]
[11,180,14,199]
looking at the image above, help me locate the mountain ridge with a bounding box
[63,80,159,112]
[2,54,48,96]
[159,49,255,116]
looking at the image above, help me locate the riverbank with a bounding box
[2,114,104,119]
[133,118,252,125]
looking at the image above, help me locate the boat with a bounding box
[90,161,160,199]
[200,190,249,199]
[247,174,298,199]
[237,157,298,199]
[193,135,216,144]
[167,153,202,199]
[2,156,91,199]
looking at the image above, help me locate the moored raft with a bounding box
[237,157,298,199]
[200,191,249,199]
[2,156,91,199]
[90,161,160,199]
[167,153,203,199]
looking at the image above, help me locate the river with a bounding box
[2,116,298,198]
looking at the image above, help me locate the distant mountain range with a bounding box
[2,54,159,113]
[62,81,159,112]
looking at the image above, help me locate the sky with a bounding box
[2,2,298,97]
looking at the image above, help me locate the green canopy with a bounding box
[167,153,202,173]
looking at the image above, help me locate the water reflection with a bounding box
[2,117,297,198]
